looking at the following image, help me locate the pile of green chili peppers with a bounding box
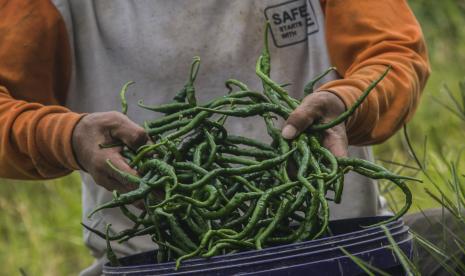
[84,23,416,269]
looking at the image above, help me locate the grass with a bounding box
[374,0,465,212]
[349,120,465,274]
[1,1,465,274]
[0,174,92,275]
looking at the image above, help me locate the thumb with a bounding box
[110,113,148,151]
[282,98,322,140]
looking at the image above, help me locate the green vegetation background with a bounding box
[1,1,464,274]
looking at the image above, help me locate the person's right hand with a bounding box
[72,111,148,193]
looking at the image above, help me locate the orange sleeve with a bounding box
[0,0,84,179]
[318,0,430,145]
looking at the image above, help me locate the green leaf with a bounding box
[381,225,420,276]
[339,246,390,276]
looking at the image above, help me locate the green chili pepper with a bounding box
[138,101,193,114]
[120,81,135,115]
[310,66,391,131]
[303,67,337,96]
[89,24,411,268]
[105,224,121,266]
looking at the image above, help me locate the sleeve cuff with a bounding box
[36,111,87,171]
[316,81,379,145]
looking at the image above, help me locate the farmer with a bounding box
[0,0,429,275]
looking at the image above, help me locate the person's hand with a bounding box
[72,111,148,193]
[281,91,348,157]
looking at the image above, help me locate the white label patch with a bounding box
[264,0,319,48]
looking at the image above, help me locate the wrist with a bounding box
[71,113,89,171]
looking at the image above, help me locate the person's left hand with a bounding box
[281,91,348,157]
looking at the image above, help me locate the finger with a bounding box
[109,113,148,151]
[322,126,348,157]
[282,95,323,140]
[98,176,134,194]
[104,155,139,192]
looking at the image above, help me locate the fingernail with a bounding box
[282,124,297,139]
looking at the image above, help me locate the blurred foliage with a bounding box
[410,0,465,66]
[0,173,92,275]
[375,0,465,211]
[1,1,465,274]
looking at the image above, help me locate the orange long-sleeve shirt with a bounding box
[0,0,84,179]
[319,0,430,144]
[0,0,430,180]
